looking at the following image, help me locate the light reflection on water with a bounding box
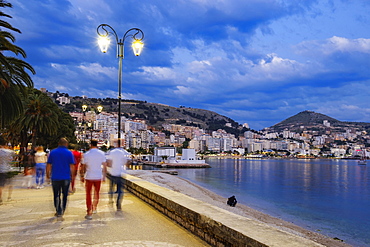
[174,158,370,247]
[129,158,369,246]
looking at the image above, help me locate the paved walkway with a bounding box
[0,175,209,246]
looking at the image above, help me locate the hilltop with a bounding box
[264,110,370,134]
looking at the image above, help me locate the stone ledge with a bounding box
[124,174,323,247]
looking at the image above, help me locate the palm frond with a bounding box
[0,85,23,127]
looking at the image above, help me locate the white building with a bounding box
[153,147,176,162]
[323,120,330,127]
[57,96,70,104]
[125,120,147,132]
[330,148,346,157]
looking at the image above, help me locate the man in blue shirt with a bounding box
[46,138,75,219]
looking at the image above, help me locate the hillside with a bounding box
[54,90,370,136]
[265,110,370,134]
[60,96,247,136]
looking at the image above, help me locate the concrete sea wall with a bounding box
[124,174,323,247]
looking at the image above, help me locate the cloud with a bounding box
[78,63,116,79]
[134,66,178,82]
[67,0,112,22]
[296,36,370,56]
[6,0,370,130]
[40,46,91,60]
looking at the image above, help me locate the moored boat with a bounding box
[358,149,367,165]
[358,159,367,165]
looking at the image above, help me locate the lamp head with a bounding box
[132,39,144,56]
[82,104,87,112]
[98,36,110,53]
[97,105,103,113]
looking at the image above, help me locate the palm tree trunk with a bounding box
[31,127,37,149]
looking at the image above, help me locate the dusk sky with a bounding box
[6,0,370,130]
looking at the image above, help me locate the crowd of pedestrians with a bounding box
[0,137,131,221]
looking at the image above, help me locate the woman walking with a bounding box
[34,146,47,189]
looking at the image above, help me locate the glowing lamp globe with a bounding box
[132,40,144,56]
[98,36,110,53]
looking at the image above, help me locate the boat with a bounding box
[358,159,367,165]
[358,150,367,165]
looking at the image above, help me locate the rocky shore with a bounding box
[126,170,352,247]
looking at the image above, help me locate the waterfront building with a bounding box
[65,102,370,158]
[154,147,176,162]
[246,142,263,153]
[221,138,233,152]
[189,139,200,152]
[330,148,346,157]
[189,138,207,152]
[232,147,245,155]
[207,137,222,152]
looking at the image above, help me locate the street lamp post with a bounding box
[87,122,93,141]
[82,104,87,149]
[97,24,144,148]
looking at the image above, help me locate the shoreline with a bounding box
[126,170,351,247]
[134,161,211,168]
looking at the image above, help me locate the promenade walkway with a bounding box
[0,175,209,246]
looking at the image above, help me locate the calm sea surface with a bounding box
[171,158,370,247]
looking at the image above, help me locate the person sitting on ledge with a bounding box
[227,195,237,207]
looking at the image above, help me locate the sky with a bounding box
[5,0,370,130]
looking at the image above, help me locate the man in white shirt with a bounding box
[106,146,130,211]
[80,140,107,220]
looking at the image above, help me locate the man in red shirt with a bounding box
[70,145,82,193]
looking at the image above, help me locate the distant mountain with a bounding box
[273,110,340,127]
[265,110,370,134]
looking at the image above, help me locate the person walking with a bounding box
[0,139,15,205]
[105,145,130,211]
[70,145,82,193]
[34,146,47,189]
[80,140,106,220]
[46,138,75,219]
[22,166,34,189]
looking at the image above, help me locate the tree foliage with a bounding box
[0,0,35,127]
[3,89,76,151]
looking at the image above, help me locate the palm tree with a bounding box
[0,0,35,127]
[4,89,76,152]
[15,89,59,149]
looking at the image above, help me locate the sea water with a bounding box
[174,158,370,247]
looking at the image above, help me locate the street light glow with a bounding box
[132,40,144,56]
[98,36,110,53]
